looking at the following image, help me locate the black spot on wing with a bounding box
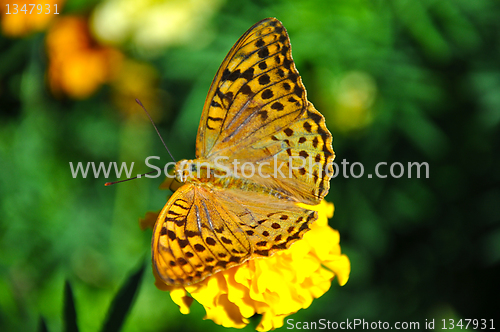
[206,237,216,246]
[178,239,189,248]
[271,102,284,111]
[262,89,274,99]
[240,85,253,95]
[293,85,303,98]
[288,73,298,83]
[258,47,269,58]
[241,68,254,81]
[194,244,206,252]
[259,110,268,121]
[227,69,241,82]
[221,69,231,81]
[165,229,174,239]
[258,74,270,85]
[210,100,221,108]
[312,137,319,148]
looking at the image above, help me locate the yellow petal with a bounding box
[257,312,287,331]
[203,294,249,328]
[188,273,226,309]
[224,270,256,318]
[324,254,351,286]
[169,288,192,315]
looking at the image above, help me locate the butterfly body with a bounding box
[152,18,335,286]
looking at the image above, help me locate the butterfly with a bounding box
[152,18,335,286]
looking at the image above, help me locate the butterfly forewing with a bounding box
[196,17,334,204]
[197,18,307,158]
[228,101,334,204]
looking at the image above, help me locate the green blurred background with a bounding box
[1,0,499,331]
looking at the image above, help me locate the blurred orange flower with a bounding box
[46,16,123,99]
[0,0,65,37]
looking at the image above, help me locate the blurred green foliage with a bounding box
[1,0,500,331]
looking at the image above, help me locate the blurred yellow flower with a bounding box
[46,16,123,99]
[332,71,377,133]
[147,200,350,331]
[90,0,224,52]
[0,0,65,37]
[111,59,163,120]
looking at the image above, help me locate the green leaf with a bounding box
[38,316,49,332]
[63,281,79,332]
[100,264,145,332]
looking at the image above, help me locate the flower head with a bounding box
[90,0,223,52]
[144,200,350,331]
[46,16,123,99]
[1,0,65,37]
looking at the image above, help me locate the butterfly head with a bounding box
[173,159,190,183]
[174,159,211,183]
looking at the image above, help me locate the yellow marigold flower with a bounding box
[0,0,65,37]
[46,16,123,99]
[146,200,350,331]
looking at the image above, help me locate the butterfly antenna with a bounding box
[105,170,158,186]
[136,98,176,162]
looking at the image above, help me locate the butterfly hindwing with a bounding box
[214,187,317,257]
[153,184,251,286]
[153,183,317,286]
